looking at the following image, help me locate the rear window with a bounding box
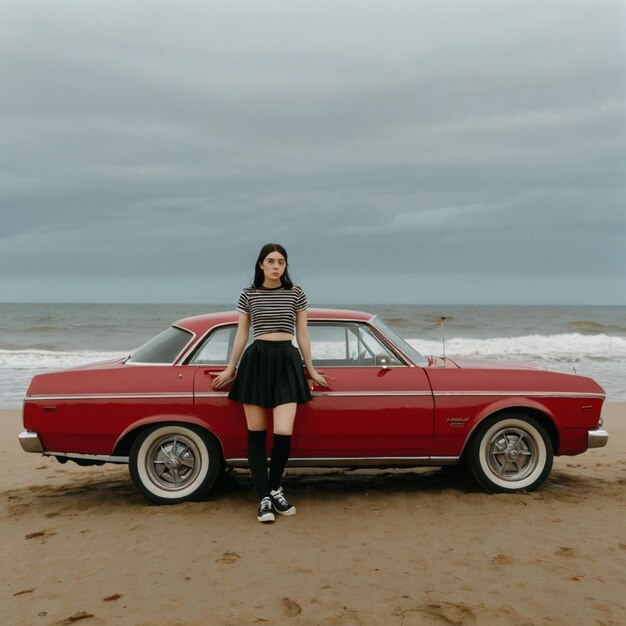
[128,326,193,364]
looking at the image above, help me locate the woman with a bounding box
[212,243,328,523]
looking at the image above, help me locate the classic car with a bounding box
[19,309,609,504]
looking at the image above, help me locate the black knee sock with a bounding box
[268,433,292,492]
[247,429,268,501]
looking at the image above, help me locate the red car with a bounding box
[19,309,609,503]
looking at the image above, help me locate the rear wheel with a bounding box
[466,413,553,493]
[129,424,221,504]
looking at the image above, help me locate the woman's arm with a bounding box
[295,310,328,388]
[212,313,251,389]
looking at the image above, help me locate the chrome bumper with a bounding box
[588,429,609,448]
[18,430,43,453]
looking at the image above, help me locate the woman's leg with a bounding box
[244,404,268,431]
[268,403,297,491]
[243,404,269,501]
[272,402,297,435]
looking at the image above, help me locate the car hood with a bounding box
[424,355,605,397]
[448,357,542,371]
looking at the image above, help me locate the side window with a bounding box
[189,326,238,365]
[129,326,193,364]
[309,325,350,365]
[309,323,402,367]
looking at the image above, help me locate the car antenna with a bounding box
[440,316,447,360]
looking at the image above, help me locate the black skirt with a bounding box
[228,340,312,408]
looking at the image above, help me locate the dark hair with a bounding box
[252,243,294,289]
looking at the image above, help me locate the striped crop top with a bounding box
[237,285,308,338]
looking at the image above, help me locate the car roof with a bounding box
[175,308,375,334]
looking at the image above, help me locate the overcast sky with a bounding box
[1,0,625,305]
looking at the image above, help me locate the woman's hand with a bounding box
[307,369,329,390]
[212,367,235,390]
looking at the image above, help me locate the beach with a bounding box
[2,404,625,626]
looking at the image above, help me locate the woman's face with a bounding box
[259,251,287,283]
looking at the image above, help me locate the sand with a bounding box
[2,405,625,626]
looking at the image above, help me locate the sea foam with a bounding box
[408,333,626,363]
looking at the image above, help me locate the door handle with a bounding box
[309,371,334,391]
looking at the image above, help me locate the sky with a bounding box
[1,0,625,305]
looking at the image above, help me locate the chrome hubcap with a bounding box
[146,435,201,491]
[486,427,537,481]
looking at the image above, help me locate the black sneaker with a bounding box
[257,497,275,523]
[270,487,296,516]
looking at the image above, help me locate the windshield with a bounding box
[128,326,193,364]
[371,317,428,366]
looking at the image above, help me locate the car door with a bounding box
[292,322,434,460]
[190,324,249,460]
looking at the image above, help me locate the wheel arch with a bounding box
[460,404,559,460]
[113,415,225,462]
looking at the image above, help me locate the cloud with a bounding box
[0,0,624,302]
[386,203,497,232]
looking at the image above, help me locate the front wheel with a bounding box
[466,413,554,493]
[129,424,221,504]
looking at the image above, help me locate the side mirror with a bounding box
[375,355,390,368]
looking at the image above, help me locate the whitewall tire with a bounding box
[467,413,554,493]
[129,424,221,504]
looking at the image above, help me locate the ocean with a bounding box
[1,303,625,408]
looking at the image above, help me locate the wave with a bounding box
[566,320,626,334]
[1,333,625,370]
[13,325,64,334]
[0,349,125,370]
[407,333,626,363]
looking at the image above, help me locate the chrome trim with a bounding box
[195,392,229,398]
[587,429,609,448]
[19,431,129,463]
[18,431,43,453]
[25,393,193,402]
[180,321,237,365]
[226,455,459,468]
[433,391,606,399]
[125,362,178,367]
[44,451,129,463]
[311,391,432,397]
[25,391,604,402]
[201,385,431,401]
[313,365,409,369]
[27,391,429,402]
